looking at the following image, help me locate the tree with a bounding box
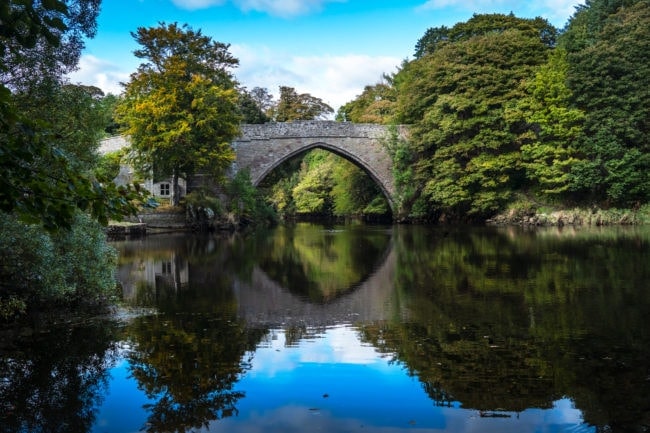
[117,22,242,206]
[563,1,650,205]
[237,87,269,124]
[507,49,585,197]
[0,0,101,92]
[336,76,396,124]
[1,0,145,230]
[272,86,333,121]
[395,14,555,219]
[414,13,556,59]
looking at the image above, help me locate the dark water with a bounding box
[2,223,650,433]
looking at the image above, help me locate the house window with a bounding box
[160,183,170,196]
[161,261,172,274]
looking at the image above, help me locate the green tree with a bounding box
[563,1,650,205]
[414,13,556,59]
[1,0,145,230]
[292,151,334,214]
[507,49,585,197]
[395,14,555,219]
[272,86,333,121]
[336,77,396,124]
[237,87,269,123]
[117,22,241,206]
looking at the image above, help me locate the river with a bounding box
[1,223,649,432]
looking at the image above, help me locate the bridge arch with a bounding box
[231,121,399,211]
[99,121,405,211]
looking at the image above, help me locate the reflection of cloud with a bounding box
[249,325,385,377]
[172,0,346,17]
[232,44,401,111]
[206,405,377,433]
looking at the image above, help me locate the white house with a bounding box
[98,135,186,202]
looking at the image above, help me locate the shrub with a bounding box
[0,212,118,319]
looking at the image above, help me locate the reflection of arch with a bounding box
[233,234,401,326]
[231,121,404,211]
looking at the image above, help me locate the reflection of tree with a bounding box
[360,226,650,430]
[126,314,267,433]
[258,223,391,302]
[0,322,120,433]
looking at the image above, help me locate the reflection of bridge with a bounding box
[232,238,403,326]
[232,121,403,210]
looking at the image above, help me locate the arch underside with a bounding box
[250,142,395,212]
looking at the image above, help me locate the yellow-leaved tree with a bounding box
[117,22,242,206]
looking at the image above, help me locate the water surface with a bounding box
[2,223,649,432]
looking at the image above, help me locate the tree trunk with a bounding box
[171,171,180,207]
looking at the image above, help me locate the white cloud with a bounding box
[67,46,401,113]
[171,0,226,10]
[233,44,401,112]
[417,0,585,27]
[234,0,345,17]
[172,0,346,17]
[66,55,131,96]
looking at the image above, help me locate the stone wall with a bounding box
[134,209,187,230]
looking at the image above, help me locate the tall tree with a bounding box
[272,86,333,121]
[507,49,585,197]
[1,0,143,230]
[563,1,650,205]
[117,22,241,206]
[238,87,269,124]
[395,14,555,219]
[336,76,396,124]
[414,13,556,59]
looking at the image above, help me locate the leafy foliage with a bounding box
[564,1,650,205]
[0,1,148,318]
[414,13,556,58]
[1,2,147,231]
[272,86,334,121]
[237,87,270,123]
[0,212,118,318]
[336,77,396,124]
[507,49,585,196]
[396,17,552,218]
[117,22,241,205]
[226,170,277,226]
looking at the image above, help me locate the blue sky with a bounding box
[69,0,585,111]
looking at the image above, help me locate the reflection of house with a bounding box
[99,135,187,203]
[117,254,189,301]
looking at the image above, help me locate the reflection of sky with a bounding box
[92,358,154,433]
[92,325,595,433]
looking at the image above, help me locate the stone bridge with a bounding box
[100,121,403,210]
[231,121,400,210]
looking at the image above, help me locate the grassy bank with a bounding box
[488,201,650,226]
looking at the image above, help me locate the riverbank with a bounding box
[487,204,650,227]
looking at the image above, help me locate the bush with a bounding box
[0,212,118,319]
[226,170,277,226]
[183,189,223,231]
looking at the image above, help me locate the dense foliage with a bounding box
[1,0,145,230]
[338,2,649,221]
[117,22,242,206]
[0,1,147,319]
[261,149,389,220]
